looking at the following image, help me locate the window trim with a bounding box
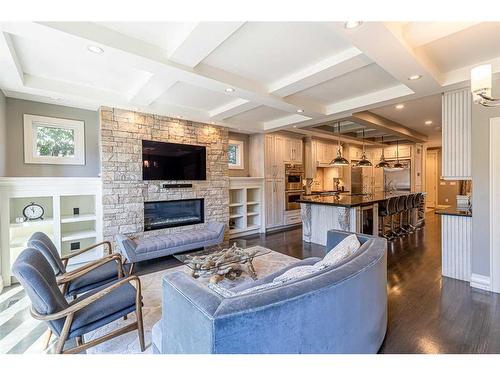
[23,114,86,165]
[228,139,244,170]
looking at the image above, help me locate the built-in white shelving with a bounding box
[0,178,103,287]
[229,177,264,238]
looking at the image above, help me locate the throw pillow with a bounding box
[273,265,317,283]
[314,234,361,270]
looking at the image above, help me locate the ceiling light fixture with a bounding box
[375,136,391,169]
[330,122,349,167]
[225,87,235,93]
[87,45,104,54]
[296,109,304,113]
[395,104,405,110]
[344,21,363,29]
[408,74,422,81]
[471,64,500,106]
[293,125,297,128]
[424,120,433,125]
[355,129,373,167]
[393,140,404,169]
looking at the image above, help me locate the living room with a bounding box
[2,0,500,373]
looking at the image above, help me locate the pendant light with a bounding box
[330,122,349,166]
[375,136,390,168]
[355,129,372,167]
[393,140,404,169]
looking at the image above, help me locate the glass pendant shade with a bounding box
[355,129,372,167]
[375,136,390,168]
[330,122,349,166]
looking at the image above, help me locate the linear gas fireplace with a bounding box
[144,198,204,231]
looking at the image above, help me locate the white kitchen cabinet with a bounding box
[264,135,286,179]
[284,137,303,163]
[314,140,338,165]
[349,145,363,160]
[385,145,411,159]
[265,179,285,229]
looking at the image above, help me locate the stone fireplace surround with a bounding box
[100,107,229,244]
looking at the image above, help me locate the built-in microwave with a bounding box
[285,163,304,191]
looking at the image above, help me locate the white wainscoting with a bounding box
[441,215,472,282]
[442,89,472,179]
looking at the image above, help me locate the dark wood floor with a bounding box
[2,211,499,353]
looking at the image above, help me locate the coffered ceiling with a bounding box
[0,21,498,136]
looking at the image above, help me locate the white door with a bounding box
[425,150,438,208]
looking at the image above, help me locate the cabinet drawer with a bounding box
[284,211,302,225]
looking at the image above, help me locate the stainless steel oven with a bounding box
[285,163,304,191]
[285,190,302,211]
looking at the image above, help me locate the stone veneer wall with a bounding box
[100,107,229,243]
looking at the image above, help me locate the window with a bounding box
[228,140,244,169]
[23,114,85,165]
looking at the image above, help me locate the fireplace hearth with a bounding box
[144,198,204,231]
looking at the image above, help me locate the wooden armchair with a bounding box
[12,248,145,354]
[28,232,125,298]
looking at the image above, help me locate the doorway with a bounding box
[425,149,439,209]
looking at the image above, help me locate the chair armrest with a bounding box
[61,241,112,265]
[31,275,141,322]
[56,254,123,285]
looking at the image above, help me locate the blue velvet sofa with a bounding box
[115,222,225,269]
[151,230,387,354]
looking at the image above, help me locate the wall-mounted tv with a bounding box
[142,140,206,181]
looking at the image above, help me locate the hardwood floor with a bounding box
[1,211,499,353]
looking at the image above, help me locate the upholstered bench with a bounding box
[115,222,225,273]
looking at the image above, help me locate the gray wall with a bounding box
[5,98,100,177]
[228,131,250,177]
[0,91,6,176]
[471,80,500,277]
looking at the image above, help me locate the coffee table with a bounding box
[174,239,271,283]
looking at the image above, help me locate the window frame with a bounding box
[228,139,244,170]
[23,114,86,165]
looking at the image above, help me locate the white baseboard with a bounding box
[470,273,491,291]
[0,277,3,294]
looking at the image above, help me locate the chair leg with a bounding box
[129,262,135,275]
[55,313,74,354]
[135,279,145,352]
[43,329,53,350]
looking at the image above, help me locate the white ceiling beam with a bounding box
[168,22,245,68]
[402,22,480,48]
[128,74,178,107]
[268,47,372,97]
[263,114,312,131]
[328,22,443,93]
[0,32,24,87]
[326,84,414,115]
[209,98,260,120]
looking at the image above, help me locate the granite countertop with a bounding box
[435,205,472,217]
[297,191,418,208]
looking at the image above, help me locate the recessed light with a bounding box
[296,109,304,113]
[408,74,422,81]
[293,125,297,128]
[424,120,433,125]
[345,21,363,29]
[225,87,235,93]
[87,45,104,54]
[395,104,405,110]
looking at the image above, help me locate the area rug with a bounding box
[83,247,298,354]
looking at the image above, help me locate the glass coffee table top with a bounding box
[173,239,271,273]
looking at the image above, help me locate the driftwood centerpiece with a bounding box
[184,243,260,283]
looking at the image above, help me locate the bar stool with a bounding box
[403,194,416,233]
[387,196,399,240]
[378,199,394,240]
[414,193,424,229]
[395,196,407,236]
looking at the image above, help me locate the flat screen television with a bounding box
[142,140,206,180]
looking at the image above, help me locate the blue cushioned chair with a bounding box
[12,248,145,354]
[28,232,124,298]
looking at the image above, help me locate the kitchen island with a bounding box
[298,192,419,246]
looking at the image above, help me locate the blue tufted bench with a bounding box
[115,222,225,273]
